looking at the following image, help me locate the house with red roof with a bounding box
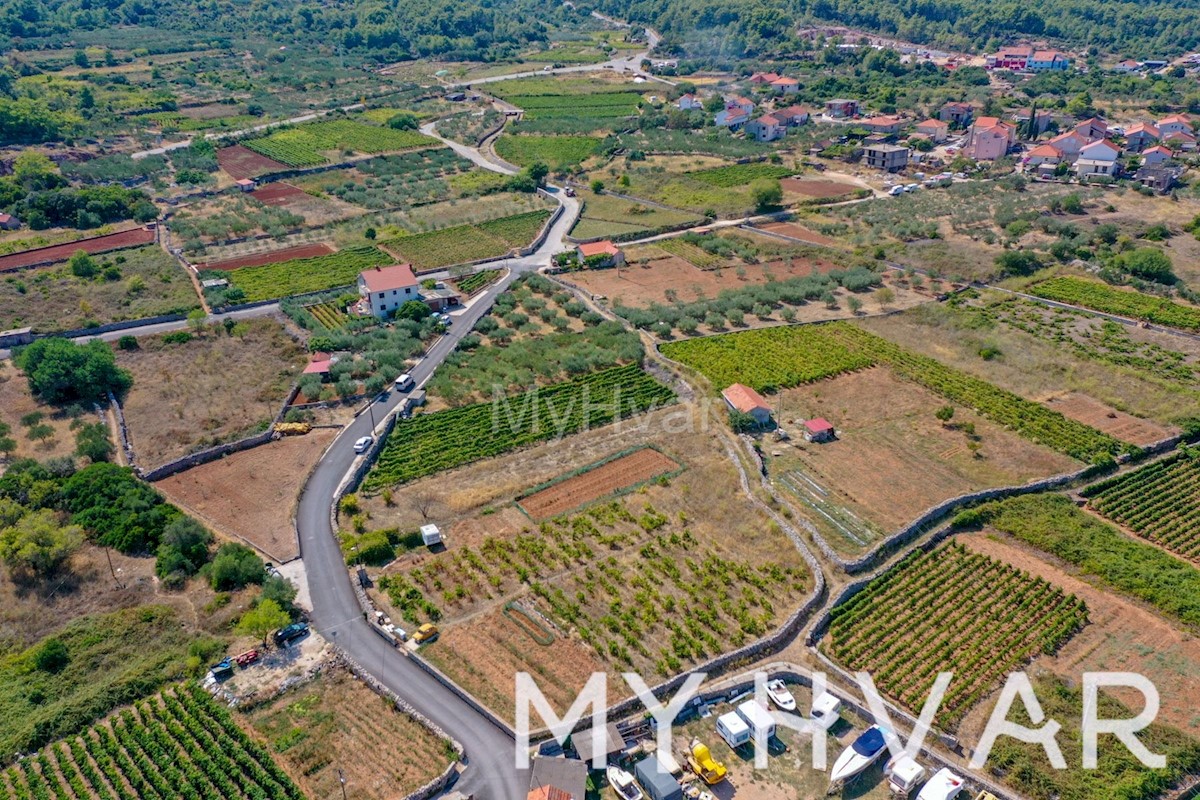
[575,239,624,266]
[860,115,904,135]
[302,352,334,381]
[1140,145,1174,166]
[724,95,756,116]
[746,113,786,142]
[967,117,1017,160]
[1028,50,1071,71]
[769,76,800,94]
[748,72,781,85]
[1113,59,1141,72]
[1123,122,1160,152]
[939,102,974,127]
[987,45,1033,70]
[1045,129,1091,159]
[1074,117,1108,141]
[824,99,859,118]
[0,213,19,230]
[676,93,703,111]
[803,417,836,443]
[1074,139,1121,178]
[358,263,418,318]
[1025,143,1064,168]
[915,119,949,142]
[235,178,257,192]
[722,383,772,425]
[1157,113,1193,136]
[1163,130,1197,150]
[775,106,812,126]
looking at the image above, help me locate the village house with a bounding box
[769,76,800,94]
[302,351,335,382]
[1163,130,1197,151]
[1156,113,1193,136]
[863,143,909,172]
[987,44,1033,70]
[1073,139,1121,178]
[1074,117,1109,141]
[1136,162,1184,193]
[1140,144,1174,166]
[860,115,903,135]
[676,93,703,111]
[576,239,625,267]
[914,119,950,142]
[0,213,20,230]
[724,95,756,116]
[939,101,974,127]
[748,72,781,85]
[1045,129,1092,159]
[358,263,418,319]
[1025,143,1064,169]
[1123,122,1160,152]
[746,114,786,142]
[235,178,257,192]
[1028,50,1071,71]
[824,99,859,118]
[1113,59,1141,72]
[967,117,1017,160]
[803,417,836,443]
[1013,108,1053,136]
[774,106,812,126]
[714,108,750,129]
[722,383,772,426]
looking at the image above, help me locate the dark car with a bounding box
[273,622,309,646]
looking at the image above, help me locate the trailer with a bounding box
[716,712,751,749]
[736,699,776,742]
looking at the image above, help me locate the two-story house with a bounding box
[746,114,786,142]
[358,264,418,318]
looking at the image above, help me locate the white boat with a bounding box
[607,766,643,800]
[916,768,966,800]
[830,725,889,783]
[765,679,797,712]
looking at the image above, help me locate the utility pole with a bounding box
[104,545,122,588]
[338,769,348,800]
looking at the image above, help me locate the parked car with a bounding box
[353,435,374,454]
[888,185,905,196]
[274,622,309,646]
[394,373,414,391]
[412,623,439,643]
[234,649,260,667]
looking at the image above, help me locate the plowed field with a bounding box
[218,145,288,179]
[0,226,155,272]
[518,447,679,519]
[781,177,860,198]
[249,182,308,205]
[199,242,334,271]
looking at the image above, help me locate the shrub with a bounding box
[206,542,265,591]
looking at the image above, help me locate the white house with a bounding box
[746,114,786,142]
[1073,139,1121,178]
[722,383,771,425]
[1157,114,1193,136]
[358,263,418,318]
[676,93,703,111]
[1140,145,1173,166]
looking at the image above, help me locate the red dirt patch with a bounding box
[781,177,859,198]
[199,242,334,271]
[1043,392,1174,447]
[0,227,155,272]
[756,221,835,246]
[218,145,288,180]
[250,182,308,206]
[518,447,680,519]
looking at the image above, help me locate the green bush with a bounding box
[205,542,265,591]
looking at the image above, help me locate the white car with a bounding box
[353,436,374,454]
[394,373,414,390]
[888,185,905,196]
[905,183,920,192]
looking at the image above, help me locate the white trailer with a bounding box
[736,699,776,742]
[716,712,750,749]
[420,524,442,546]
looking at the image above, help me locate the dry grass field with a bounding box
[117,317,306,468]
[241,667,451,800]
[766,367,1078,552]
[155,429,337,562]
[0,360,90,463]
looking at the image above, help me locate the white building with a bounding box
[358,263,419,318]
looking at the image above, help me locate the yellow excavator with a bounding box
[687,739,727,785]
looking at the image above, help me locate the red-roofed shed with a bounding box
[803,417,835,442]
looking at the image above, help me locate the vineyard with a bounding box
[313,149,474,209]
[1083,450,1200,562]
[826,541,1087,726]
[454,269,502,295]
[503,92,643,120]
[0,683,302,800]
[223,246,390,302]
[303,301,351,330]
[1028,276,1200,332]
[244,121,435,168]
[689,163,795,187]
[660,325,873,392]
[823,323,1129,463]
[381,210,551,270]
[363,364,674,489]
[494,135,602,167]
[654,237,727,270]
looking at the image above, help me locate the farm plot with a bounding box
[504,91,643,120]
[688,162,794,187]
[1043,392,1174,446]
[1084,451,1200,563]
[755,220,836,246]
[0,227,157,273]
[477,209,553,247]
[1028,276,1200,332]
[780,177,863,199]
[381,210,551,270]
[0,683,303,800]
[198,242,334,271]
[248,182,308,206]
[660,325,873,392]
[517,446,681,519]
[826,541,1087,727]
[220,245,390,302]
[569,190,702,240]
[494,134,602,167]
[217,145,288,180]
[654,237,727,270]
[304,300,352,331]
[363,364,674,490]
[453,268,502,295]
[243,120,436,168]
[296,149,477,210]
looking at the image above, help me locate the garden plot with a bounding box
[517,446,680,519]
[217,246,390,302]
[780,176,863,199]
[242,120,436,168]
[1083,451,1200,564]
[291,149,483,210]
[249,182,308,205]
[569,189,702,240]
[380,209,552,270]
[217,144,288,180]
[0,226,156,273]
[1044,392,1174,446]
[117,318,306,468]
[198,242,335,271]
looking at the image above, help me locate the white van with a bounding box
[736,699,776,742]
[716,711,751,749]
[394,373,414,391]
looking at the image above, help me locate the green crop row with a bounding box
[363,364,675,489]
[244,120,435,168]
[1029,276,1200,331]
[689,163,795,187]
[381,210,551,269]
[455,269,502,295]
[226,246,389,302]
[1083,450,1200,561]
[494,134,602,167]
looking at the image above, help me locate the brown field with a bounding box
[1044,392,1175,446]
[517,446,680,519]
[766,367,1078,550]
[755,220,836,246]
[249,182,309,205]
[956,531,1200,738]
[155,429,337,562]
[218,145,288,180]
[0,360,89,462]
[0,226,155,272]
[117,317,306,469]
[781,177,860,198]
[241,666,450,800]
[199,242,335,271]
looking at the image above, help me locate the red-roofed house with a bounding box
[1046,129,1091,159]
[358,263,418,318]
[1029,50,1071,71]
[915,119,949,142]
[967,117,1017,160]
[1163,130,1197,150]
[803,417,836,443]
[725,95,756,116]
[769,76,800,95]
[1025,143,1064,167]
[235,178,257,192]
[1074,139,1121,178]
[1141,145,1173,166]
[0,213,19,230]
[722,383,771,425]
[527,788,572,800]
[1073,117,1108,141]
[303,352,333,380]
[677,93,703,111]
[1157,114,1193,136]
[748,72,781,84]
[860,115,903,134]
[824,99,859,118]
[1114,59,1141,72]
[775,106,812,126]
[1123,122,1159,152]
[575,239,625,266]
[746,113,786,142]
[987,45,1033,70]
[939,102,974,127]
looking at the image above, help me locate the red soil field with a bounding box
[781,177,859,198]
[250,182,308,206]
[199,242,334,271]
[217,145,288,180]
[0,226,156,272]
[757,220,835,246]
[518,447,680,519]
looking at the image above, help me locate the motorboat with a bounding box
[830,725,889,783]
[606,766,643,800]
[765,679,797,712]
[916,768,966,800]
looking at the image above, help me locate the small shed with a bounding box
[421,286,461,312]
[570,721,627,766]
[722,383,771,425]
[633,756,682,800]
[0,213,21,230]
[803,417,835,443]
[420,524,442,547]
[0,326,33,348]
[236,178,257,192]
